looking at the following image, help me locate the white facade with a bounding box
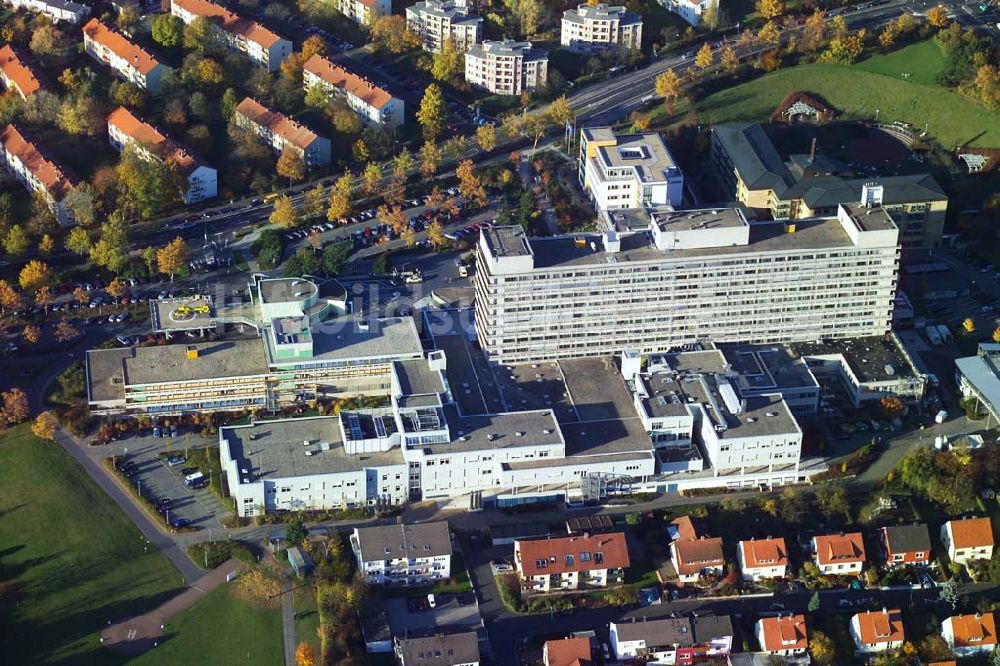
[406,0,482,53]
[82,20,170,93]
[850,610,904,654]
[465,40,548,96]
[737,538,788,581]
[662,0,714,26]
[942,613,998,658]
[233,97,332,168]
[334,0,390,26]
[170,0,291,72]
[5,0,89,23]
[580,128,684,211]
[755,616,807,656]
[561,3,643,53]
[0,124,75,226]
[303,54,404,129]
[941,519,994,566]
[474,208,900,366]
[350,523,452,586]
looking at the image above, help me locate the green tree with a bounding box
[431,36,463,82]
[183,17,223,54]
[940,579,961,609]
[808,591,820,612]
[152,14,184,48]
[89,216,130,274]
[815,483,850,520]
[117,144,183,220]
[110,81,146,109]
[417,84,447,142]
[393,147,414,181]
[62,183,97,226]
[286,513,308,546]
[321,241,351,275]
[220,87,239,120]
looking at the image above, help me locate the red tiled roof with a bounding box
[669,515,705,542]
[759,614,807,652]
[107,106,203,177]
[947,517,995,549]
[171,0,284,48]
[233,97,320,150]
[543,637,592,666]
[0,124,76,200]
[0,45,42,97]
[517,533,630,577]
[740,537,788,569]
[948,613,997,648]
[673,537,724,575]
[83,19,163,75]
[814,532,866,566]
[855,609,904,645]
[303,54,393,110]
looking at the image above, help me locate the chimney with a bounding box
[808,136,817,162]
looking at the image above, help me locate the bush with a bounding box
[187,540,256,569]
[253,229,284,269]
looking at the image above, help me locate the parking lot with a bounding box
[371,593,482,635]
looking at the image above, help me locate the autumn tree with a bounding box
[963,317,976,334]
[879,395,904,417]
[72,286,90,307]
[456,159,487,208]
[370,15,419,54]
[270,195,300,229]
[695,42,714,70]
[19,260,52,293]
[548,95,574,128]
[821,28,866,64]
[509,0,547,37]
[117,144,183,220]
[0,281,21,315]
[326,174,353,222]
[431,36,463,82]
[31,410,58,440]
[54,319,80,343]
[295,642,316,666]
[758,20,780,45]
[655,69,683,113]
[809,629,836,665]
[393,147,415,181]
[352,139,369,162]
[362,162,382,195]
[34,286,53,313]
[758,49,782,72]
[277,148,307,183]
[184,16,223,53]
[157,237,190,281]
[720,45,740,75]
[3,224,30,257]
[419,141,440,178]
[926,5,948,28]
[3,388,30,424]
[427,219,446,248]
[475,123,497,152]
[417,84,447,142]
[801,9,828,52]
[106,277,128,300]
[756,0,784,20]
[65,226,92,257]
[303,184,326,219]
[23,324,41,345]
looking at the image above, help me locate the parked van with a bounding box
[184,472,205,486]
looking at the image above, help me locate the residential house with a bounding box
[850,609,905,654]
[755,614,808,656]
[302,54,404,129]
[941,517,994,566]
[941,612,997,658]
[610,615,733,663]
[514,532,630,593]
[671,536,725,584]
[106,106,218,204]
[232,97,331,168]
[82,19,170,93]
[394,631,480,666]
[5,0,89,23]
[0,45,43,99]
[406,0,482,53]
[0,124,77,226]
[464,40,548,96]
[880,524,931,567]
[812,532,866,575]
[737,537,788,581]
[350,521,452,586]
[661,0,714,26]
[542,637,593,666]
[560,3,643,53]
[170,0,291,72]
[332,0,390,26]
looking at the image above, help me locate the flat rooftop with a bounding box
[706,391,800,439]
[791,336,916,383]
[559,357,636,422]
[651,349,728,375]
[86,347,133,402]
[720,344,819,392]
[561,416,652,456]
[150,296,215,331]
[639,373,696,418]
[267,317,422,365]
[840,202,897,232]
[259,277,318,304]
[222,418,405,480]
[421,406,563,454]
[595,133,677,183]
[503,450,654,471]
[482,226,532,258]
[394,358,445,397]
[650,207,747,232]
[121,338,269,386]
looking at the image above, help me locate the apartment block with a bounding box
[956,343,1000,424]
[560,3,642,53]
[395,632,479,666]
[170,0,291,72]
[465,40,547,96]
[0,124,77,226]
[107,106,217,205]
[303,54,404,128]
[406,0,482,53]
[351,521,452,585]
[232,97,331,167]
[514,533,630,593]
[662,0,714,26]
[0,45,43,99]
[711,123,948,247]
[5,0,89,23]
[82,19,170,93]
[579,127,684,211]
[333,0,390,26]
[475,197,900,365]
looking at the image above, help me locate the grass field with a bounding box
[129,586,284,666]
[854,39,946,85]
[693,43,1000,149]
[293,584,321,657]
[0,425,182,666]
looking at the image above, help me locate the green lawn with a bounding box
[293,584,321,657]
[694,49,1000,149]
[0,425,183,666]
[854,39,945,86]
[130,586,284,666]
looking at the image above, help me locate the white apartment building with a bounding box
[5,0,89,23]
[333,0,390,26]
[0,45,43,99]
[475,198,900,366]
[941,517,994,566]
[579,128,684,211]
[233,97,331,167]
[0,124,77,226]
[560,3,643,53]
[514,533,630,593]
[351,521,452,585]
[406,0,482,53]
[737,537,789,581]
[303,54,404,128]
[170,0,291,72]
[942,612,998,658]
[955,343,1000,424]
[107,106,217,205]
[465,40,548,96]
[82,19,171,93]
[662,0,714,26]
